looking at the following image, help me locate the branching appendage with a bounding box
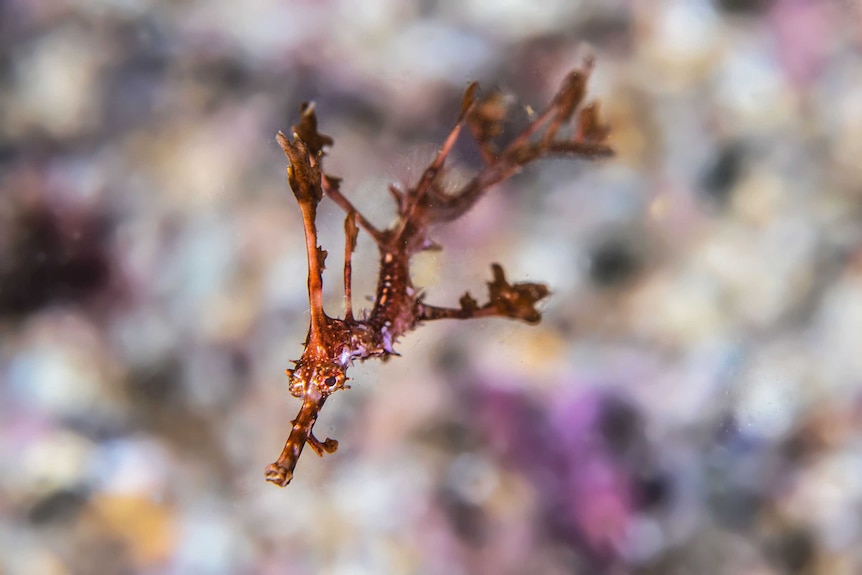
[265,60,614,487]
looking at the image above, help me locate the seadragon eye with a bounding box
[324,376,338,388]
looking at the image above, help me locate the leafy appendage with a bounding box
[418,264,549,324]
[486,263,549,324]
[293,102,334,156]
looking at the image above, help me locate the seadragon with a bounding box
[266,59,613,486]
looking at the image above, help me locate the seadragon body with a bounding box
[265,60,613,486]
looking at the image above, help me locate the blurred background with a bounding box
[2,0,862,573]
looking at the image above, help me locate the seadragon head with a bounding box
[287,361,346,398]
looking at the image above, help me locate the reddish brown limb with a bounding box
[399,62,611,229]
[418,264,550,324]
[418,302,502,321]
[396,83,478,237]
[277,132,328,336]
[265,391,327,487]
[343,211,358,320]
[462,64,608,201]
